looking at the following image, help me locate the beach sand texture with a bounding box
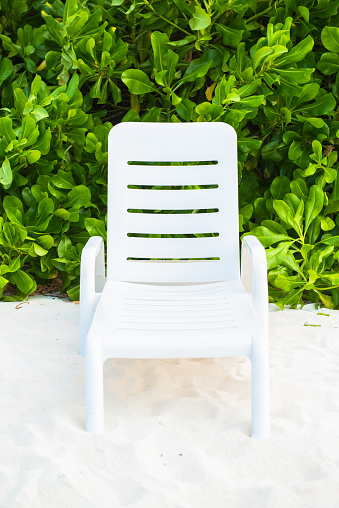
[0,296,339,508]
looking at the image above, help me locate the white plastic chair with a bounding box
[80,122,270,438]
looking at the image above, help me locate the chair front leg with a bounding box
[85,339,104,432]
[251,336,270,439]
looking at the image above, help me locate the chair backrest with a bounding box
[107,122,239,283]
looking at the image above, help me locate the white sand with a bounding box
[1,296,339,508]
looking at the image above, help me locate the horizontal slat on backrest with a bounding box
[117,260,227,283]
[122,211,223,234]
[109,122,234,161]
[107,122,239,283]
[124,188,223,210]
[122,236,222,258]
[121,164,219,186]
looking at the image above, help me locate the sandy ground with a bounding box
[0,296,339,508]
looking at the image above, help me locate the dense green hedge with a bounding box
[1,0,339,307]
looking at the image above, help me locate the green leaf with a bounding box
[173,0,193,16]
[321,26,339,53]
[2,222,27,246]
[26,150,41,164]
[235,95,265,108]
[90,74,102,99]
[121,70,158,94]
[252,46,273,70]
[276,36,314,65]
[11,270,35,294]
[3,195,24,215]
[66,73,80,100]
[306,216,321,244]
[165,35,196,48]
[213,75,235,105]
[0,57,13,85]
[216,24,243,47]
[31,74,42,96]
[151,31,169,72]
[44,15,63,45]
[274,275,303,291]
[54,208,71,220]
[63,0,78,23]
[305,185,324,234]
[313,0,339,18]
[295,83,320,106]
[84,218,106,239]
[65,185,91,207]
[37,235,54,250]
[247,227,291,247]
[290,178,308,201]
[275,68,314,84]
[181,57,212,84]
[34,198,54,231]
[317,53,339,75]
[296,116,324,128]
[67,284,80,300]
[34,128,52,155]
[285,193,301,216]
[0,35,23,56]
[321,235,339,247]
[175,98,195,121]
[0,275,9,289]
[51,170,76,189]
[280,107,291,124]
[58,235,72,257]
[167,50,179,85]
[21,114,38,145]
[8,256,21,273]
[33,243,48,256]
[266,242,293,270]
[13,0,28,16]
[0,117,16,144]
[288,140,303,160]
[189,6,211,31]
[311,140,322,162]
[273,200,295,228]
[320,216,335,231]
[67,128,87,146]
[316,291,333,310]
[298,6,309,22]
[238,79,262,98]
[261,220,288,235]
[293,199,304,234]
[67,11,89,37]
[31,106,49,122]
[0,158,12,188]
[296,93,336,116]
[270,176,290,199]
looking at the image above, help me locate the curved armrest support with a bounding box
[241,235,268,334]
[80,236,105,355]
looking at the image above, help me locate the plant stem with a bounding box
[246,1,284,23]
[142,0,192,36]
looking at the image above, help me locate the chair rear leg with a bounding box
[85,345,104,432]
[251,338,270,439]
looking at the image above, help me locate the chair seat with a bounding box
[87,280,264,360]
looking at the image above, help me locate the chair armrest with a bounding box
[80,236,105,356]
[241,235,268,334]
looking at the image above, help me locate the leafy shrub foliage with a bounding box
[0,0,339,307]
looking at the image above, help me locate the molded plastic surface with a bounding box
[80,122,270,438]
[107,121,239,282]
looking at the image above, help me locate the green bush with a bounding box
[0,0,339,307]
